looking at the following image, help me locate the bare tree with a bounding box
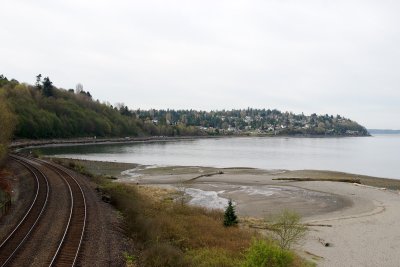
[115,102,126,110]
[76,83,83,94]
[268,210,307,249]
[176,178,187,206]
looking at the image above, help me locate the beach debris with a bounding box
[318,238,332,247]
[305,223,333,227]
[304,250,324,260]
[186,171,225,182]
[273,177,361,183]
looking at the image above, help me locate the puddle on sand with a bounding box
[184,188,230,210]
[181,185,280,210]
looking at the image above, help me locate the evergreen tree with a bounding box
[42,76,53,97]
[223,199,238,227]
[35,74,42,89]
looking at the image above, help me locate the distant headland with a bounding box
[0,74,369,141]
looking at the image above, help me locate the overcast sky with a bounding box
[2,0,400,129]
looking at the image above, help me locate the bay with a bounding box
[36,135,400,179]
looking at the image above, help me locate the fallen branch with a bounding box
[185,171,224,183]
[273,177,361,184]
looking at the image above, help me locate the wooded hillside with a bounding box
[0,75,369,141]
[0,75,203,139]
[0,93,15,163]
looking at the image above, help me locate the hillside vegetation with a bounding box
[0,86,15,163]
[0,75,368,140]
[0,75,203,139]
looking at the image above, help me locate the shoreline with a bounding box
[47,157,400,190]
[10,136,209,150]
[10,133,371,150]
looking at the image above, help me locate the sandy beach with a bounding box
[299,181,400,266]
[55,158,400,266]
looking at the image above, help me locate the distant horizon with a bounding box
[368,129,400,132]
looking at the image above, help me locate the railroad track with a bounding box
[37,158,87,267]
[0,155,49,266]
[0,155,87,267]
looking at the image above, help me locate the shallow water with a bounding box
[175,184,342,216]
[36,135,400,179]
[185,188,229,210]
[179,185,280,210]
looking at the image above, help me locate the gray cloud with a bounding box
[2,0,400,128]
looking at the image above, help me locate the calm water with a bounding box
[36,135,400,179]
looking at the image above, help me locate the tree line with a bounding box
[136,108,369,136]
[0,75,204,140]
[0,74,369,143]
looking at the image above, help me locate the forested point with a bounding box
[0,75,369,142]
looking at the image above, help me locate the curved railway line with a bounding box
[39,158,87,267]
[0,155,87,267]
[0,155,49,267]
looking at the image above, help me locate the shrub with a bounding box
[185,247,242,267]
[269,210,307,249]
[31,150,42,158]
[242,239,294,267]
[123,252,137,266]
[99,182,254,264]
[68,161,76,168]
[141,242,185,267]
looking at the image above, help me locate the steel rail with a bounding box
[0,155,50,266]
[34,158,87,267]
